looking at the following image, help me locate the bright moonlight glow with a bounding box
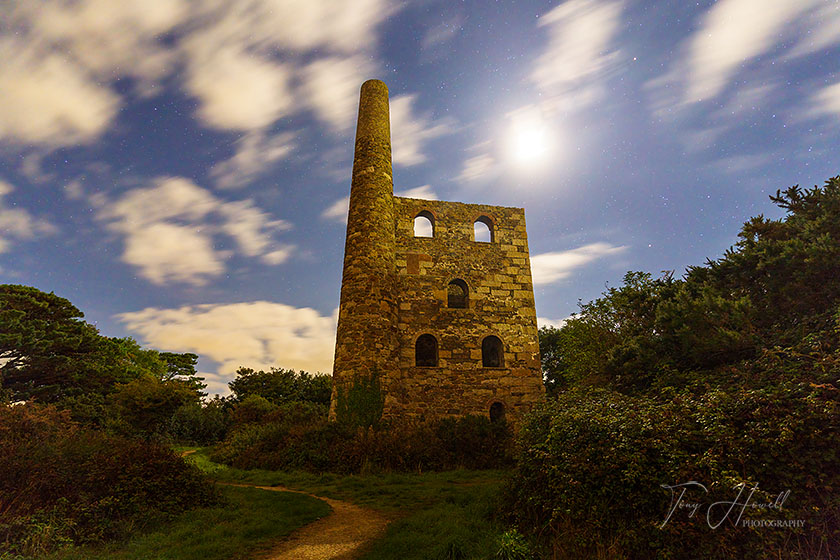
[507,107,555,167]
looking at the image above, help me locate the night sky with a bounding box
[2,0,839,394]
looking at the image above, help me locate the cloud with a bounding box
[321,197,351,222]
[530,0,624,111]
[537,316,569,330]
[809,82,840,120]
[682,0,809,103]
[458,153,497,183]
[390,94,456,166]
[531,243,628,285]
[97,177,293,285]
[14,0,185,85]
[710,153,775,174]
[210,131,296,189]
[118,301,338,393]
[179,0,394,131]
[421,17,463,50]
[183,41,294,131]
[648,0,834,114]
[301,56,377,133]
[0,40,120,146]
[322,185,438,223]
[396,185,438,200]
[0,180,58,253]
[0,0,189,146]
[0,0,397,145]
[122,223,225,285]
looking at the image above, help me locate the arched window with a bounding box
[414,211,435,238]
[489,402,506,423]
[482,335,504,367]
[447,279,468,308]
[474,216,493,242]
[415,334,438,367]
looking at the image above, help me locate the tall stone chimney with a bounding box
[330,80,398,419]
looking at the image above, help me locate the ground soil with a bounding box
[221,483,390,560]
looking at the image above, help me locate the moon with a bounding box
[507,107,554,167]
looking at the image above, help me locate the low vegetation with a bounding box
[0,403,218,558]
[185,448,518,560]
[36,485,329,560]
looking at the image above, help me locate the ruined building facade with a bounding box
[330,80,544,423]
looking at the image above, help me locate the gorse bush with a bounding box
[0,403,219,557]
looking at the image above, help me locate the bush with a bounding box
[507,385,840,559]
[211,407,513,474]
[0,403,219,556]
[168,399,231,445]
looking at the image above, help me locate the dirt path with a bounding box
[220,483,390,560]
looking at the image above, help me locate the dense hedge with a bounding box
[0,403,219,557]
[211,402,513,473]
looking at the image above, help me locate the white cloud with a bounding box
[118,301,337,392]
[183,42,294,131]
[530,0,624,111]
[537,316,570,330]
[321,197,351,222]
[648,0,832,114]
[787,2,840,58]
[179,0,395,131]
[710,153,775,174]
[396,185,438,200]
[0,0,398,145]
[0,40,120,146]
[531,243,628,285]
[390,94,455,167]
[809,82,840,119]
[0,180,58,253]
[458,153,497,183]
[0,0,188,146]
[210,131,296,189]
[302,56,376,133]
[682,0,809,103]
[122,223,225,285]
[421,17,463,50]
[98,177,293,285]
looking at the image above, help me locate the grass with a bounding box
[37,484,330,560]
[185,447,519,560]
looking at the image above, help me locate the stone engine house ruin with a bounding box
[330,80,545,423]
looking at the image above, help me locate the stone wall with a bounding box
[384,197,545,422]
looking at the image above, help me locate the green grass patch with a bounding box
[187,447,506,512]
[38,484,330,560]
[186,447,524,560]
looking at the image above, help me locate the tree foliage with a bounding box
[228,366,331,406]
[525,176,840,557]
[0,285,205,430]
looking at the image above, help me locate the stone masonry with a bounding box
[331,80,544,423]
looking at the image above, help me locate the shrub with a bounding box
[230,394,278,425]
[168,399,231,445]
[507,385,840,559]
[211,410,513,474]
[0,403,219,556]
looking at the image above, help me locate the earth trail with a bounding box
[221,483,390,560]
